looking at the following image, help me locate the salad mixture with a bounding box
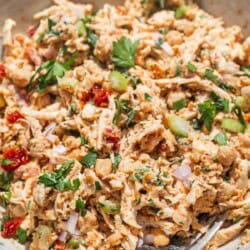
[0,0,249,249]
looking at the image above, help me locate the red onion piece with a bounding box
[66,213,78,234]
[173,165,191,181]
[58,231,67,243]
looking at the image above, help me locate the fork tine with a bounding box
[189,213,227,250]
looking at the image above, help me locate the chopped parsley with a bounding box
[1,159,13,166]
[232,106,246,127]
[69,104,77,116]
[38,160,79,191]
[202,167,211,173]
[80,136,87,146]
[173,98,186,111]
[111,36,139,69]
[175,65,182,77]
[144,93,152,101]
[203,69,234,91]
[111,153,121,169]
[214,132,227,146]
[27,53,77,92]
[159,27,169,35]
[1,191,11,207]
[186,62,197,72]
[232,216,244,224]
[0,172,13,191]
[192,118,202,130]
[80,148,98,168]
[155,38,164,49]
[95,181,102,190]
[240,65,250,78]
[17,228,27,244]
[210,92,229,112]
[198,100,216,131]
[76,198,87,217]
[113,99,136,126]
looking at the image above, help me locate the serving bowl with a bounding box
[0,0,249,249]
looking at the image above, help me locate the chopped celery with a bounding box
[234,96,248,111]
[167,114,189,137]
[175,5,189,19]
[0,94,6,109]
[99,200,120,215]
[57,77,77,93]
[76,20,86,36]
[109,71,128,92]
[221,118,244,133]
[68,238,80,249]
[245,123,250,133]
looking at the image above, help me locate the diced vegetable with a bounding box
[175,5,188,19]
[76,20,86,36]
[0,94,6,109]
[109,71,128,92]
[214,132,227,146]
[186,62,197,73]
[173,98,186,111]
[99,200,120,215]
[221,118,244,133]
[68,238,80,249]
[1,218,23,238]
[58,77,77,93]
[234,96,248,111]
[167,115,189,137]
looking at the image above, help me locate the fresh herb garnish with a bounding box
[69,104,77,116]
[17,228,27,244]
[210,92,229,112]
[111,153,121,169]
[144,93,152,101]
[240,65,250,77]
[202,167,211,173]
[173,98,186,111]
[159,27,169,35]
[198,100,216,131]
[38,160,77,191]
[232,106,246,127]
[48,18,61,36]
[111,36,139,69]
[27,54,77,92]
[203,69,234,91]
[1,191,11,207]
[214,132,227,146]
[80,148,98,168]
[232,216,244,224]
[175,66,182,77]
[192,118,202,130]
[0,172,13,191]
[95,181,102,190]
[113,99,136,126]
[1,159,13,166]
[76,198,87,217]
[80,136,87,146]
[186,62,197,73]
[155,38,164,49]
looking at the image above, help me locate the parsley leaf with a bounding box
[38,160,75,191]
[76,198,87,217]
[113,99,136,126]
[48,18,61,36]
[80,136,87,146]
[27,54,77,92]
[214,132,227,146]
[80,148,98,168]
[17,228,27,244]
[111,153,121,169]
[198,100,216,131]
[95,181,102,190]
[173,98,186,111]
[0,172,13,191]
[111,36,139,69]
[1,159,13,166]
[155,38,164,49]
[144,93,152,101]
[175,5,188,19]
[186,62,197,72]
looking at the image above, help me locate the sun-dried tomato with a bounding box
[81,91,91,104]
[0,64,6,80]
[92,86,111,107]
[54,241,66,250]
[2,148,29,171]
[2,218,23,238]
[103,128,121,149]
[6,110,25,123]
